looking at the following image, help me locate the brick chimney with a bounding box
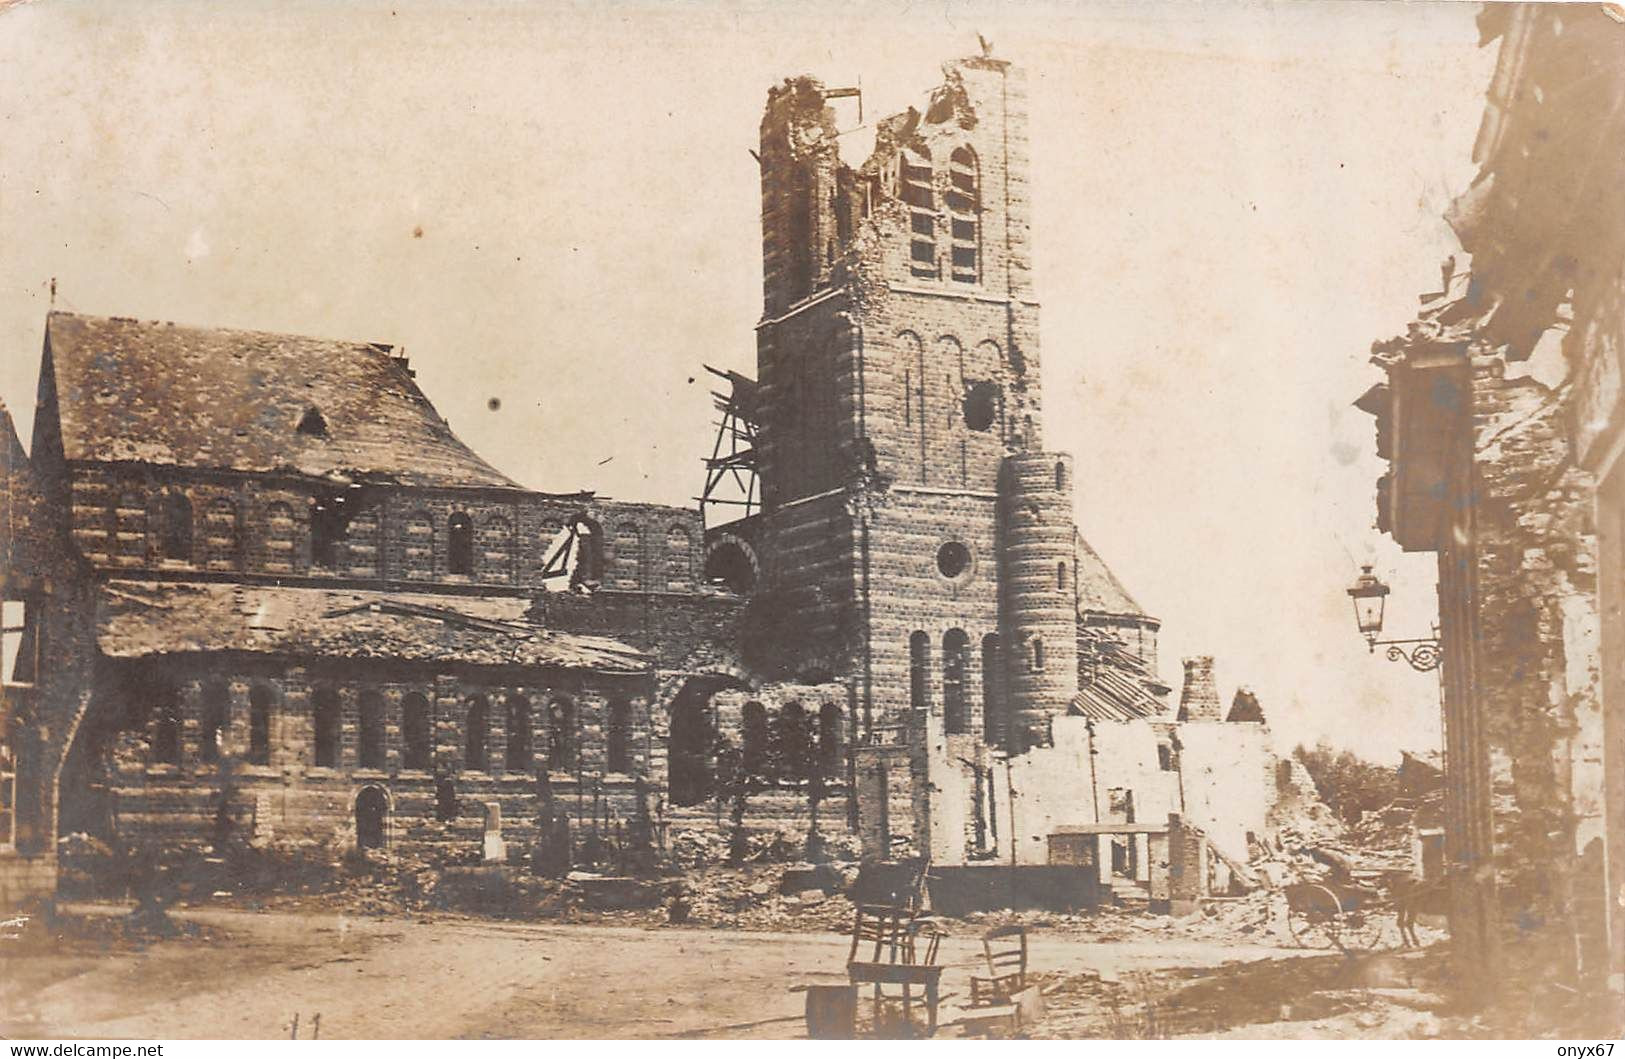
[1177,656,1222,722]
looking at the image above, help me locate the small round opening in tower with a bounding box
[936,541,972,579]
[963,381,999,432]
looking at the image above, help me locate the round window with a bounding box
[963,381,999,432]
[936,541,972,579]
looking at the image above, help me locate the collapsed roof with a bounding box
[97,581,649,673]
[42,312,521,489]
[1071,627,1168,723]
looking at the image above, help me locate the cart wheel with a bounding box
[1287,905,1338,949]
[1337,907,1389,953]
[1286,884,1343,950]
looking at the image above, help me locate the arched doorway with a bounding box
[355,785,389,849]
[667,681,719,807]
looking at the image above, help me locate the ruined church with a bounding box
[1,52,1278,907]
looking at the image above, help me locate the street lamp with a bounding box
[1346,564,1442,672]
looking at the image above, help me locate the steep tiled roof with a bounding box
[97,581,649,673]
[0,400,80,579]
[44,312,520,489]
[1074,534,1148,618]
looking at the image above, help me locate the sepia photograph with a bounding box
[0,0,1622,1043]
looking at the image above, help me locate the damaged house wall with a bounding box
[0,402,98,907]
[1360,3,1625,993]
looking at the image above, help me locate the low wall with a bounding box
[925,864,1100,915]
[0,853,57,909]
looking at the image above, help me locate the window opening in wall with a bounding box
[666,683,714,806]
[355,785,387,849]
[312,685,340,768]
[909,631,931,710]
[435,777,458,822]
[947,146,980,284]
[1058,560,1068,591]
[0,721,13,852]
[1055,461,1067,491]
[159,492,192,562]
[448,512,474,576]
[152,699,181,766]
[901,145,936,278]
[942,629,970,735]
[402,692,432,771]
[778,701,811,786]
[505,694,531,772]
[981,633,1002,744]
[936,540,971,579]
[963,381,998,432]
[1158,743,1175,771]
[1,598,37,692]
[607,697,632,773]
[1031,636,1045,672]
[249,684,274,765]
[465,694,489,771]
[818,701,842,781]
[359,690,386,769]
[200,682,227,764]
[548,697,576,772]
[704,541,755,594]
[741,701,770,781]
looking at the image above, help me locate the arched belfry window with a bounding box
[909,631,931,710]
[448,513,473,575]
[948,146,980,284]
[900,146,936,278]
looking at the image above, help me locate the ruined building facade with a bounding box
[1,311,759,902]
[1359,4,1624,994]
[1,52,1281,905]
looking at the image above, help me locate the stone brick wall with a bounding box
[80,654,662,852]
[60,464,703,595]
[1454,355,1607,985]
[2,406,99,907]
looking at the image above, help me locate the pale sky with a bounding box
[0,0,1497,763]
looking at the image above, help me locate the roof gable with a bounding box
[43,312,520,489]
[1074,533,1148,618]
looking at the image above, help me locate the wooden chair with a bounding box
[845,904,950,1035]
[847,904,916,965]
[969,924,1028,1007]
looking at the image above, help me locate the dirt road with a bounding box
[2,905,1304,1039]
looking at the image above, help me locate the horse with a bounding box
[1385,872,1449,948]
